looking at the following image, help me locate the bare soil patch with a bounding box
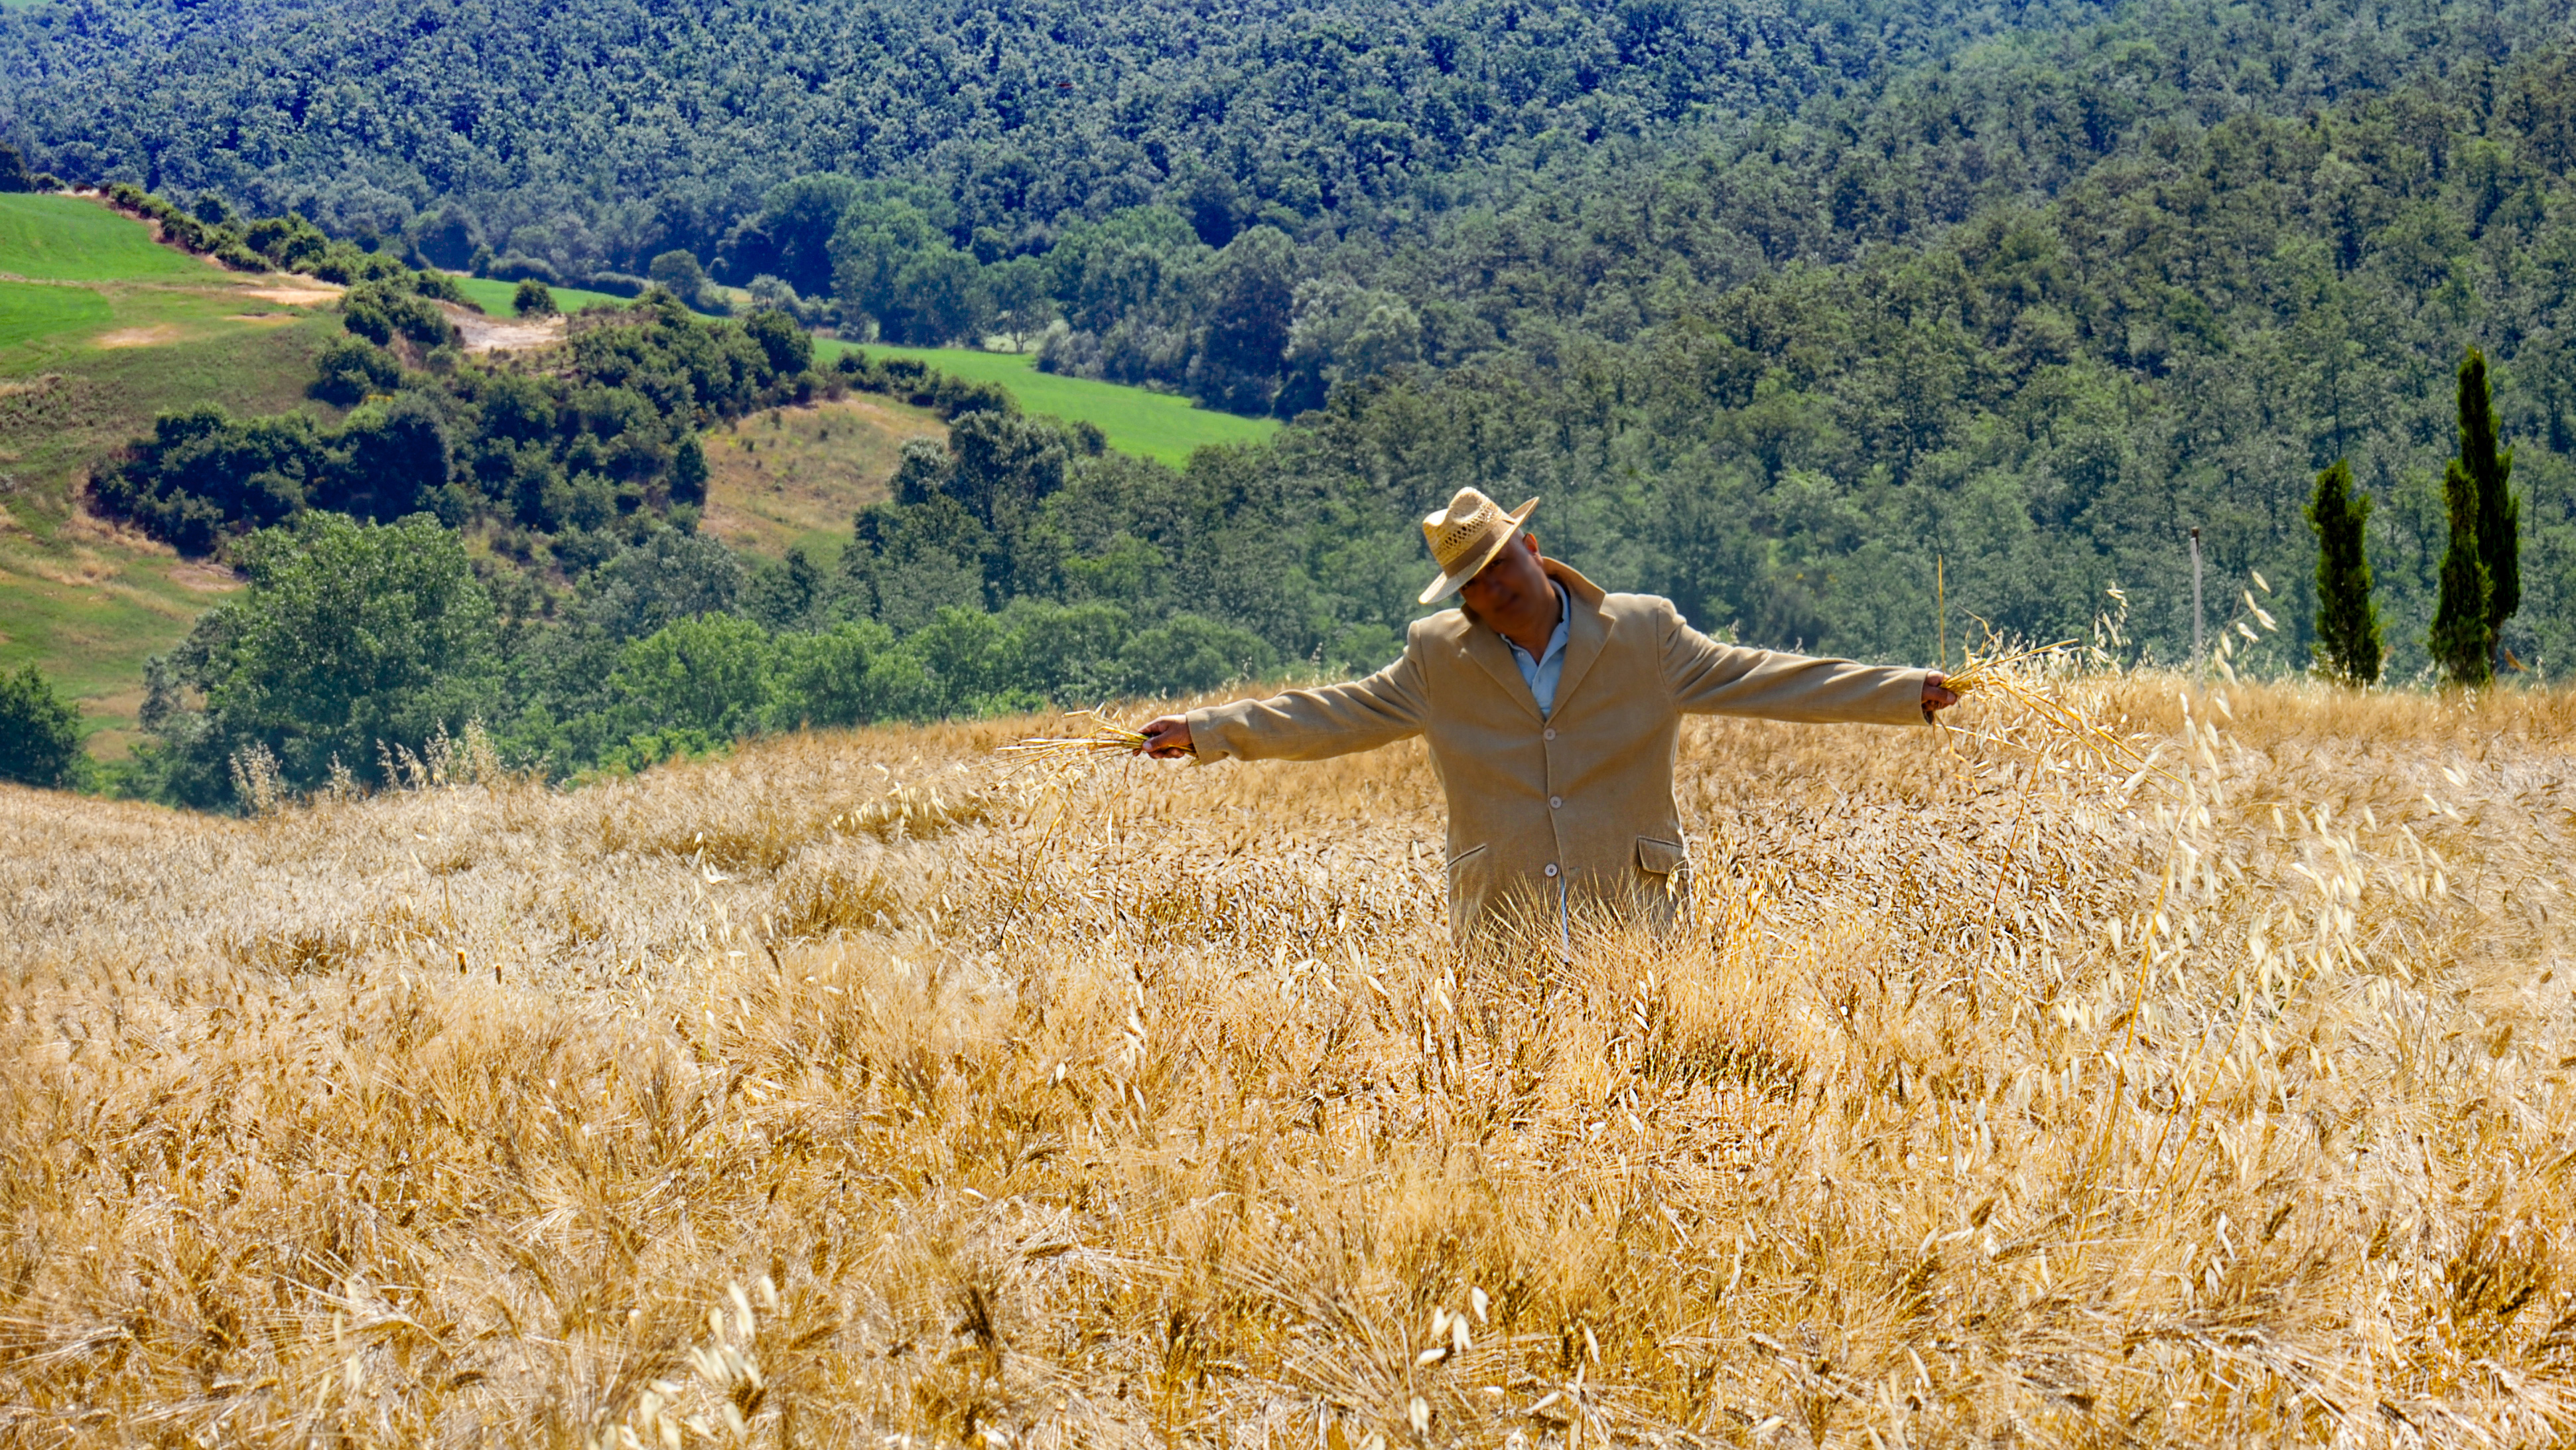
[447,304,563,354]
[240,282,341,307]
[94,324,182,348]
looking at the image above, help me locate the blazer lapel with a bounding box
[1460,626,1544,722]
[1547,567,1613,709]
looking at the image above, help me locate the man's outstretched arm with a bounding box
[1661,601,1958,724]
[1142,650,1431,761]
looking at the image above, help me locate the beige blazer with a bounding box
[1186,559,1931,938]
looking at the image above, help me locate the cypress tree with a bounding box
[2306,459,2380,686]
[2428,454,2492,688]
[2456,346,2520,662]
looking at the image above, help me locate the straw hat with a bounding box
[1418,487,1540,604]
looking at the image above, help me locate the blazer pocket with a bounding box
[1635,836,1688,877]
[1444,843,1489,873]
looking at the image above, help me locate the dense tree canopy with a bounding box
[23,0,2576,806]
[0,0,2058,254]
[23,0,2565,409]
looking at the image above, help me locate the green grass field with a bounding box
[0,193,208,281]
[0,195,350,746]
[0,312,341,749]
[0,279,111,348]
[449,275,657,317]
[817,341,1279,467]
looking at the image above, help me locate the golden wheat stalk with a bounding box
[1943,638,2183,790]
[996,707,1152,764]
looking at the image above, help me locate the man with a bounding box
[1140,487,1960,942]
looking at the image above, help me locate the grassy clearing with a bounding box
[0,316,340,744]
[821,340,1280,467]
[0,524,236,754]
[448,275,660,317]
[4,676,2573,1444]
[701,394,945,560]
[0,192,209,281]
[0,278,110,348]
[0,195,345,741]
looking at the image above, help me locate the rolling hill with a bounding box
[0,193,347,750]
[0,194,1313,751]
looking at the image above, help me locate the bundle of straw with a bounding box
[997,708,1152,766]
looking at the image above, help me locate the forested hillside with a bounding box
[0,0,2069,256]
[9,0,2576,803]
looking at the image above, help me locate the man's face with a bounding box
[1458,533,1549,622]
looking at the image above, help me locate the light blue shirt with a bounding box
[1501,581,1572,717]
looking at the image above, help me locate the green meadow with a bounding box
[449,275,655,317]
[0,192,206,281]
[0,279,110,348]
[0,194,345,745]
[817,341,1278,467]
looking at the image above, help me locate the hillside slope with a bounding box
[0,0,2067,252]
[699,394,945,559]
[0,193,345,746]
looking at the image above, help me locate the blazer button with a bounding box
[1543,727,1557,741]
[1549,795,1562,809]
[1544,863,1560,878]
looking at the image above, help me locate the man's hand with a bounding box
[1140,715,1194,758]
[1923,671,1961,715]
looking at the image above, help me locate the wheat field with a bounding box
[4,678,2575,1448]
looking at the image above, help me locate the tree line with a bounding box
[8,0,2576,800]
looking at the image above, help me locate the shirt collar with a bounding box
[1505,581,1571,665]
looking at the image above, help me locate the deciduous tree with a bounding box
[0,664,83,788]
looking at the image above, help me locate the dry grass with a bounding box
[5,676,2576,1447]
[698,398,944,560]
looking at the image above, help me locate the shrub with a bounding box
[608,615,779,740]
[669,434,708,505]
[484,253,561,286]
[411,271,474,308]
[0,664,84,788]
[743,308,811,376]
[513,278,558,317]
[342,281,456,348]
[310,336,401,405]
[153,514,503,804]
[0,141,37,194]
[648,250,723,312]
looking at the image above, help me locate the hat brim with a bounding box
[1418,497,1539,605]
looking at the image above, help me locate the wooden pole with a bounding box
[2190,527,2204,679]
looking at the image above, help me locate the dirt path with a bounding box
[446,304,563,354]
